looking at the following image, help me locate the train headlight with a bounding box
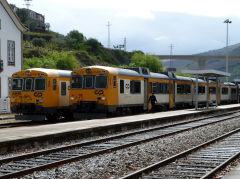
[98,97,106,100]
[70,97,75,100]
[36,99,44,103]
[11,98,15,102]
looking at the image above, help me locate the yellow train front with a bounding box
[10,68,71,121]
[70,66,147,115]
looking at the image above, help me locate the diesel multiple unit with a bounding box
[10,66,238,121]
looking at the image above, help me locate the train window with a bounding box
[34,78,46,91]
[152,82,157,93]
[209,87,216,94]
[85,76,93,89]
[61,82,66,96]
[149,82,152,93]
[113,76,117,88]
[53,79,57,90]
[222,87,228,94]
[185,85,191,94]
[95,75,108,89]
[25,78,32,91]
[198,86,205,94]
[177,84,184,94]
[71,76,83,89]
[12,78,23,91]
[130,80,141,94]
[120,80,124,93]
[231,88,237,94]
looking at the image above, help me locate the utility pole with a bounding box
[106,21,111,48]
[24,0,32,41]
[224,19,232,82]
[169,44,174,69]
[24,0,32,9]
[124,37,127,51]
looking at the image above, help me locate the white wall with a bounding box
[0,3,22,112]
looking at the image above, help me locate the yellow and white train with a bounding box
[10,68,71,121]
[69,66,238,116]
[10,66,238,121]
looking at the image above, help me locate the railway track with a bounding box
[121,128,240,179]
[0,111,240,178]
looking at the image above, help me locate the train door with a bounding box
[59,81,70,106]
[169,80,175,109]
[144,78,148,110]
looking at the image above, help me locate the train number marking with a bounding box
[95,90,104,95]
[34,92,43,97]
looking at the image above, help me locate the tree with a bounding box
[16,8,28,24]
[85,38,102,54]
[66,30,84,49]
[32,38,46,47]
[56,53,78,70]
[130,53,164,72]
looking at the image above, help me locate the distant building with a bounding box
[0,0,26,113]
[10,4,46,32]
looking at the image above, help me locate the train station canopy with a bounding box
[182,69,230,78]
[182,69,230,110]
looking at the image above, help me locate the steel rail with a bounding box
[0,111,239,178]
[121,128,240,179]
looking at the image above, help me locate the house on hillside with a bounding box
[0,0,26,113]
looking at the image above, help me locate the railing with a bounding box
[0,60,3,71]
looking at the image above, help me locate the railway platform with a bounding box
[0,104,240,154]
[223,164,240,179]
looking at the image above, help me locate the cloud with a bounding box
[116,10,155,20]
[154,36,169,41]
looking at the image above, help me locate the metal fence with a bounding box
[0,98,11,113]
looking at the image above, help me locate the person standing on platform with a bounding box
[149,93,157,111]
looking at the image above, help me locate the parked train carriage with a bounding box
[70,66,147,114]
[208,81,217,106]
[220,82,238,104]
[174,76,194,108]
[10,68,72,121]
[148,72,170,110]
[191,78,208,107]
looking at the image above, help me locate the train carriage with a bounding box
[10,68,72,121]
[220,82,238,104]
[148,72,170,110]
[70,66,148,114]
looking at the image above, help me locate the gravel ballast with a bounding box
[18,117,240,179]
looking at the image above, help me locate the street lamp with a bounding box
[224,19,232,81]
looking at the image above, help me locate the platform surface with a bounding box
[0,104,239,144]
[223,164,240,179]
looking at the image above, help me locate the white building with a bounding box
[0,0,26,113]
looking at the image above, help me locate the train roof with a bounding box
[175,75,193,82]
[82,66,144,77]
[223,82,236,86]
[150,72,169,79]
[13,68,72,78]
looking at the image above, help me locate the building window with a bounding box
[8,41,15,65]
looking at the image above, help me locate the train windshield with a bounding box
[95,75,108,89]
[25,78,32,91]
[12,78,23,91]
[71,76,83,89]
[34,78,46,91]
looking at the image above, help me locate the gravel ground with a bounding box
[18,117,240,179]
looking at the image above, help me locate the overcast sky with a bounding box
[7,0,240,54]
